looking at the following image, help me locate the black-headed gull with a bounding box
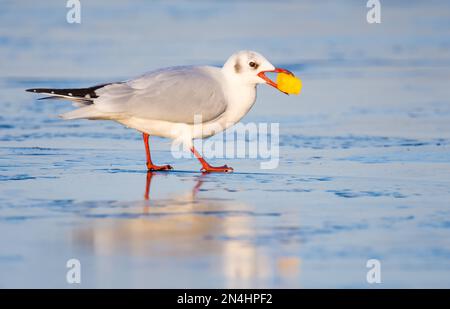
[26,50,292,172]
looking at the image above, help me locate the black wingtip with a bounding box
[25,88,36,93]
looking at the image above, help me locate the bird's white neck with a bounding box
[221,74,257,124]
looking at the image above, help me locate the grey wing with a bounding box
[93,67,227,124]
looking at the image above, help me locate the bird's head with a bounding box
[223,50,293,92]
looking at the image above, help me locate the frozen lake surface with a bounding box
[1,1,450,288]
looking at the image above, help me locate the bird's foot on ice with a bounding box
[146,164,173,171]
[201,164,233,173]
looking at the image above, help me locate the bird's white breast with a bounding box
[192,69,257,139]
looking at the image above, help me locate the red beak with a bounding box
[257,68,294,92]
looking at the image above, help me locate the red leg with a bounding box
[191,147,233,173]
[143,133,173,171]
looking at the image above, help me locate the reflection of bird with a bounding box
[26,51,292,172]
[74,172,245,258]
[143,171,204,209]
[73,173,301,287]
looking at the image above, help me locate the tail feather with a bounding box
[26,83,116,106]
[59,105,120,120]
[36,95,90,107]
[59,106,99,120]
[27,82,121,120]
[26,83,110,98]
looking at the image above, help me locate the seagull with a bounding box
[26,50,292,173]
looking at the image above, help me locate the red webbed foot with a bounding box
[146,164,173,171]
[200,164,233,173]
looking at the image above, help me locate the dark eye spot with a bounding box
[249,61,258,69]
[234,61,241,73]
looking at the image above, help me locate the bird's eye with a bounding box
[249,61,257,68]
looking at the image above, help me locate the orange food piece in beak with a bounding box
[276,73,302,95]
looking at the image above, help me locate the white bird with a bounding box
[26,50,292,172]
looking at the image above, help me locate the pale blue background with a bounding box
[0,0,450,288]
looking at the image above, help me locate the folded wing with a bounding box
[92,66,228,124]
